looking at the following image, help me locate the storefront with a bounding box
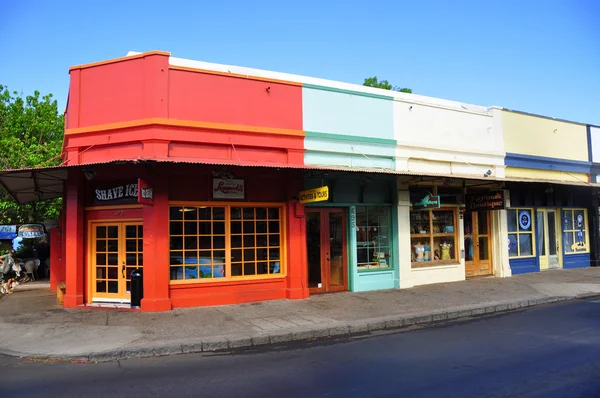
[506,183,592,274]
[56,162,309,310]
[398,177,511,287]
[303,172,398,293]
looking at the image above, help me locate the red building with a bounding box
[52,50,311,311]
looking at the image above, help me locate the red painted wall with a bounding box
[168,69,302,130]
[49,228,63,291]
[63,53,305,168]
[67,53,169,129]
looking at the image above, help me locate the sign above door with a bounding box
[465,191,506,212]
[299,186,329,204]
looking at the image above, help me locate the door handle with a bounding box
[122,262,125,278]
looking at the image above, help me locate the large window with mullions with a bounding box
[169,204,285,282]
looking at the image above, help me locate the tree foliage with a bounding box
[363,76,412,93]
[0,85,64,224]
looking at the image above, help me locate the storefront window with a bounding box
[507,208,534,258]
[356,207,392,271]
[410,208,458,267]
[169,205,284,282]
[562,208,589,254]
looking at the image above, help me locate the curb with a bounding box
[4,294,586,363]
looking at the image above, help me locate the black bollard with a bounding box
[130,268,143,309]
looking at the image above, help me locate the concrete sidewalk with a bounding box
[1,268,600,362]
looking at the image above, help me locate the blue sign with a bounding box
[0,225,17,240]
[519,211,531,230]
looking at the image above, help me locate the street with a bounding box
[2,298,600,398]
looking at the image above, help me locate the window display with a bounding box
[507,208,534,258]
[562,208,589,254]
[356,207,393,271]
[169,205,284,282]
[410,208,458,267]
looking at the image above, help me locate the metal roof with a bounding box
[0,158,596,204]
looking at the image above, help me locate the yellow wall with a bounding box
[503,111,588,162]
[505,167,589,183]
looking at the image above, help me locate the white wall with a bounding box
[591,126,600,163]
[394,102,505,178]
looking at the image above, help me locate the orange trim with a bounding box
[169,65,303,87]
[85,205,143,211]
[69,51,171,71]
[65,118,306,137]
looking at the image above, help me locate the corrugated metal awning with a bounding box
[0,158,597,204]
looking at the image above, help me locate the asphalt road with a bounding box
[3,298,600,398]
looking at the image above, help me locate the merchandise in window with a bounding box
[355,207,392,271]
[410,208,458,267]
[562,209,589,254]
[507,208,534,258]
[169,205,283,281]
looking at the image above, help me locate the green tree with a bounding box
[0,85,64,224]
[363,76,412,93]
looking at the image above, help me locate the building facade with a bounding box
[0,50,598,311]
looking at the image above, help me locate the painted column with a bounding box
[63,170,85,308]
[285,174,309,299]
[396,178,413,288]
[491,209,511,277]
[141,176,172,311]
[348,206,358,292]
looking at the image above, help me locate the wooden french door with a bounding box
[90,222,143,302]
[306,208,348,294]
[464,211,493,277]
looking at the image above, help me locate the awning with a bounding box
[0,158,598,205]
[0,167,68,204]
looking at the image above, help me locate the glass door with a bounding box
[547,210,561,269]
[306,209,347,294]
[464,211,493,277]
[91,222,143,302]
[537,210,548,270]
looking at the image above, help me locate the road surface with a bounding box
[2,298,600,397]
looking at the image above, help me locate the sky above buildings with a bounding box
[1,0,598,125]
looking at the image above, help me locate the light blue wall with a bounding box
[302,86,395,140]
[304,136,396,169]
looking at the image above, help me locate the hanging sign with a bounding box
[93,182,139,205]
[299,186,329,204]
[0,225,17,240]
[18,224,45,238]
[412,194,440,210]
[519,210,531,230]
[137,179,154,206]
[212,179,245,200]
[465,191,506,212]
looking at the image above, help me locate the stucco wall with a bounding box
[503,111,588,162]
[590,126,600,163]
[394,102,505,177]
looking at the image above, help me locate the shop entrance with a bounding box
[306,208,348,294]
[464,211,493,277]
[537,209,562,270]
[90,222,143,302]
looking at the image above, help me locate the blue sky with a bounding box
[1,0,598,125]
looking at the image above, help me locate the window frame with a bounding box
[168,201,287,285]
[507,207,536,259]
[410,207,460,268]
[562,208,589,255]
[355,205,394,272]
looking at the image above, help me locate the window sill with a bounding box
[357,267,394,273]
[169,275,286,286]
[508,256,536,260]
[411,261,459,269]
[564,251,590,255]
[411,263,460,271]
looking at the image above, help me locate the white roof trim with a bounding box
[127,50,493,114]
